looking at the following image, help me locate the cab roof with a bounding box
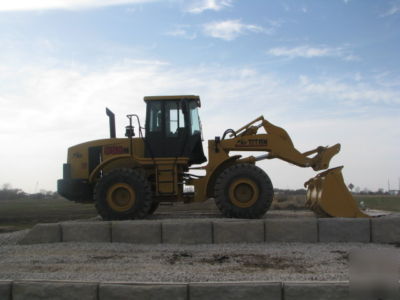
[144,95,201,107]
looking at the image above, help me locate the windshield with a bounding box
[189,101,202,138]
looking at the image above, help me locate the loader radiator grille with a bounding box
[88,146,102,174]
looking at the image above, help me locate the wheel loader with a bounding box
[57,95,368,220]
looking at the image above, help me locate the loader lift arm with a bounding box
[219,115,340,171]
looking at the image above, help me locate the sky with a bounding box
[0,0,399,193]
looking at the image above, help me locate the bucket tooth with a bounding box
[304,166,369,218]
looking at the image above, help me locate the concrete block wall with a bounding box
[112,221,161,244]
[19,224,61,245]
[62,222,111,243]
[18,215,400,245]
[189,282,281,300]
[318,218,370,243]
[284,282,350,300]
[371,216,400,243]
[265,218,318,242]
[4,280,397,300]
[0,281,11,300]
[12,281,98,300]
[213,220,264,244]
[162,221,213,244]
[99,283,188,300]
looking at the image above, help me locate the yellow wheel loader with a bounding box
[57,95,367,220]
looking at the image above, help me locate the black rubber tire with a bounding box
[148,200,160,215]
[94,168,152,220]
[214,163,274,218]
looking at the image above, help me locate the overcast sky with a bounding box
[0,0,399,193]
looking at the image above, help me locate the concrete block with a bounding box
[189,282,281,300]
[18,223,61,245]
[0,281,11,300]
[371,216,400,243]
[99,283,187,300]
[213,220,264,244]
[62,222,111,243]
[112,221,161,244]
[162,221,212,244]
[13,281,97,300]
[265,218,317,242]
[318,218,370,242]
[284,282,349,300]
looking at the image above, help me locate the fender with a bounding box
[205,155,243,198]
[89,155,141,183]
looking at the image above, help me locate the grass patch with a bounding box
[271,194,306,210]
[355,195,400,212]
[0,198,97,230]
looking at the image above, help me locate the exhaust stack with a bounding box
[106,107,116,138]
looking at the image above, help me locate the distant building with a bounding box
[388,190,400,196]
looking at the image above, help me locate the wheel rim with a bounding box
[106,183,136,212]
[228,178,259,208]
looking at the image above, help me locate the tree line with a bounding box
[0,184,59,200]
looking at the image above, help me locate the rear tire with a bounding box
[214,163,273,218]
[94,168,152,220]
[148,200,160,215]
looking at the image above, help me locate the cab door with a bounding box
[164,100,188,157]
[145,100,188,158]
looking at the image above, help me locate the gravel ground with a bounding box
[0,209,396,283]
[0,230,29,246]
[0,230,397,282]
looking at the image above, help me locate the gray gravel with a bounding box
[0,230,29,246]
[0,230,397,282]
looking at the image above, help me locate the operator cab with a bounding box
[144,95,207,165]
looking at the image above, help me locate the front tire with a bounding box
[94,168,152,220]
[214,163,273,218]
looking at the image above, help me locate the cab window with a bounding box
[189,101,201,136]
[165,101,185,137]
[148,101,162,132]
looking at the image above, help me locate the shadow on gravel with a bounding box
[163,251,313,273]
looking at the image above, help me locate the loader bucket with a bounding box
[304,166,369,218]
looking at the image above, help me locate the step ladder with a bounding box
[156,164,176,195]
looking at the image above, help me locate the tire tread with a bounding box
[94,168,152,220]
[214,163,273,218]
